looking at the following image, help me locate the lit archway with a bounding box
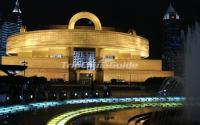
[68,11,102,30]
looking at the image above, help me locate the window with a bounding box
[73,48,95,70]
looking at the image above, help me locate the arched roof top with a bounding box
[68,11,102,30]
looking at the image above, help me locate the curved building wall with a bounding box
[6,29,149,58]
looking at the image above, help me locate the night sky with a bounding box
[0,0,200,58]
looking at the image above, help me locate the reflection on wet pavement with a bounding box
[70,108,159,125]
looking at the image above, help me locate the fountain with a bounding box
[158,76,183,96]
[184,22,200,123]
[149,22,200,125]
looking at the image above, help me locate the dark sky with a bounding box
[0,0,200,58]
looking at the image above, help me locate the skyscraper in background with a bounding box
[0,0,22,56]
[162,4,183,76]
[0,12,2,46]
[0,13,2,63]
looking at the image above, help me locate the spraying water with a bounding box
[184,22,200,123]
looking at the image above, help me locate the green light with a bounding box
[47,102,183,125]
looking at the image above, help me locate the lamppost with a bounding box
[129,73,132,86]
[89,74,94,97]
[21,60,28,77]
[21,60,27,103]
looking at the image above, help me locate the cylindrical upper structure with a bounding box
[7,29,149,58]
[6,11,149,58]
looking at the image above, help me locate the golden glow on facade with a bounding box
[1,11,174,82]
[6,29,149,58]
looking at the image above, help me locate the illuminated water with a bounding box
[184,22,200,123]
[0,105,156,125]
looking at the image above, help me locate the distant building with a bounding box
[162,4,183,76]
[0,12,2,45]
[0,13,2,42]
[0,0,22,56]
[0,13,2,63]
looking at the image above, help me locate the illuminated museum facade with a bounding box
[1,12,174,82]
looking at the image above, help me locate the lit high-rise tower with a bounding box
[0,0,22,56]
[162,4,183,75]
[0,12,2,48]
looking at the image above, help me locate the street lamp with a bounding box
[21,60,28,103]
[21,60,28,77]
[89,73,95,97]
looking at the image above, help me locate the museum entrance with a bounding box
[79,73,93,84]
[76,70,96,84]
[72,48,96,84]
